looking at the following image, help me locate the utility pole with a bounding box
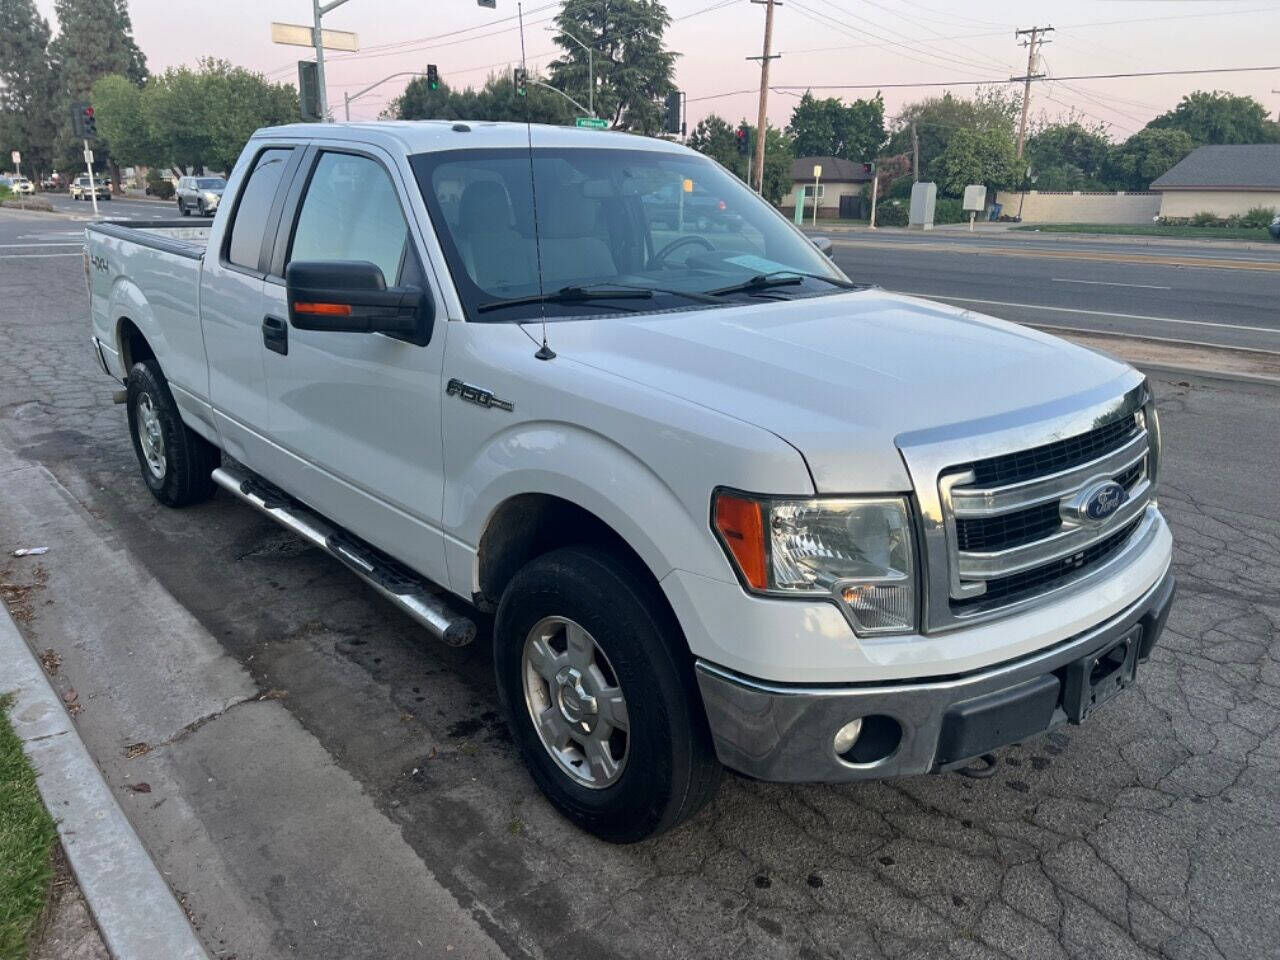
[911,122,919,182]
[747,0,781,195]
[1273,90,1280,120]
[1012,25,1052,159]
[312,0,356,121]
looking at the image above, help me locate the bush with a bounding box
[933,197,967,224]
[1240,205,1277,228]
[874,200,908,226]
[145,172,175,200]
[1190,211,1218,226]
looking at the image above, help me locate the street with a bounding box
[820,229,1280,353]
[40,190,194,222]
[2,205,1280,960]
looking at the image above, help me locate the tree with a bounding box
[0,0,61,177]
[928,127,1018,196]
[1104,127,1195,191]
[392,70,577,125]
[688,114,792,205]
[91,74,160,168]
[95,61,297,174]
[786,91,886,162]
[886,86,1020,175]
[548,0,677,133]
[1147,90,1280,145]
[50,0,146,98]
[1025,120,1113,190]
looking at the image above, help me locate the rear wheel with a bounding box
[494,546,721,842]
[126,359,219,507]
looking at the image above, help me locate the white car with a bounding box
[8,175,34,194]
[84,123,1175,841]
[70,175,110,201]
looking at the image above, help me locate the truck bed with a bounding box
[88,219,211,258]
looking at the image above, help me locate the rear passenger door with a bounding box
[201,144,301,467]
[257,145,450,588]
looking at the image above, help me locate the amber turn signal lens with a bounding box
[713,493,767,590]
[294,301,352,316]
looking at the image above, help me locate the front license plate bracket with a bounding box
[1063,625,1142,723]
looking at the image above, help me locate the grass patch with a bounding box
[1014,222,1275,242]
[0,694,57,960]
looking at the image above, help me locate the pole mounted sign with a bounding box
[270,22,359,51]
[10,151,19,166]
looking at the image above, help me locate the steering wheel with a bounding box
[651,234,715,268]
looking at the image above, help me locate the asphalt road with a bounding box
[3,207,1280,960]
[818,229,1280,353]
[40,190,202,222]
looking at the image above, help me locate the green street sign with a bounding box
[575,117,608,129]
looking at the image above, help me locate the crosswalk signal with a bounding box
[71,102,97,140]
[735,124,750,156]
[664,91,682,136]
[513,67,527,97]
[427,64,440,91]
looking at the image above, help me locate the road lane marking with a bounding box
[0,242,81,248]
[835,237,1280,271]
[1051,278,1171,290]
[907,294,1280,335]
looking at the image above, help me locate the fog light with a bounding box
[833,718,863,755]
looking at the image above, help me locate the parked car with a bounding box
[145,174,178,198]
[176,176,226,216]
[1270,213,1280,241]
[85,123,1175,842]
[40,176,62,191]
[8,175,34,195]
[70,175,110,201]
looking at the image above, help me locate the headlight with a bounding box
[203,192,218,202]
[712,491,917,636]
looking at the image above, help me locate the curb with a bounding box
[0,605,211,960]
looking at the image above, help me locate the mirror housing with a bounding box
[286,260,433,346]
[810,236,834,257]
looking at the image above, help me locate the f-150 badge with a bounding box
[446,378,514,412]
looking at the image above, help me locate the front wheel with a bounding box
[494,546,721,843]
[178,199,188,216]
[126,359,219,507]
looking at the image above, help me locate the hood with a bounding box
[535,289,1135,493]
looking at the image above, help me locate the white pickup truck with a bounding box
[87,122,1175,841]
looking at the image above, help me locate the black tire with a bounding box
[178,199,189,216]
[125,359,220,507]
[494,546,721,843]
[196,199,206,217]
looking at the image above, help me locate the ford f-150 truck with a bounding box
[86,122,1175,842]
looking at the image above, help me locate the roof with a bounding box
[791,156,871,182]
[1150,144,1280,191]
[251,120,693,156]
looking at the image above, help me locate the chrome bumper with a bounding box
[695,566,1176,782]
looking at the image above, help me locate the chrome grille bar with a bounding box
[950,430,1148,518]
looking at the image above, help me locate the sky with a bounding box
[35,0,1280,137]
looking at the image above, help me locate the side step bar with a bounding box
[211,464,477,647]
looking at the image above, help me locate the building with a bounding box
[1150,144,1280,219]
[786,156,872,219]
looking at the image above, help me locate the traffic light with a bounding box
[735,124,750,156]
[427,64,440,91]
[298,61,321,122]
[664,91,681,135]
[513,67,527,97]
[71,102,97,140]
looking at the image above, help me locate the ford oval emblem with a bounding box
[1083,481,1127,521]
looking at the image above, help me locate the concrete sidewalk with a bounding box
[0,446,513,960]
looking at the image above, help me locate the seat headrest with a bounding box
[458,181,514,235]
[538,185,597,238]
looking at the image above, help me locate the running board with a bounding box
[211,464,477,647]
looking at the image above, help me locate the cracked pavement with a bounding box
[1,210,1277,959]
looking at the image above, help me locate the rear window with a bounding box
[225,148,293,270]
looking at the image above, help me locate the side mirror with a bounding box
[810,236,834,257]
[286,260,433,346]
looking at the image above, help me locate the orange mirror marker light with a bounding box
[713,493,767,589]
[294,302,352,316]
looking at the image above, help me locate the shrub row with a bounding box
[1162,206,1276,229]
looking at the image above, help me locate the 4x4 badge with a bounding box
[446,378,514,412]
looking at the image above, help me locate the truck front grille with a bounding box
[938,411,1153,617]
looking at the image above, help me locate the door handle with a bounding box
[262,315,288,356]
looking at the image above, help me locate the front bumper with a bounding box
[695,566,1175,782]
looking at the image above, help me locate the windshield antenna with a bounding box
[518,2,555,360]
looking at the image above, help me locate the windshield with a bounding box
[197,178,225,189]
[410,146,851,322]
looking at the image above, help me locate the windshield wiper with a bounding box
[707,270,863,298]
[476,285,653,313]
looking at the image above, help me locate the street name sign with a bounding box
[270,22,359,52]
[575,117,608,129]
